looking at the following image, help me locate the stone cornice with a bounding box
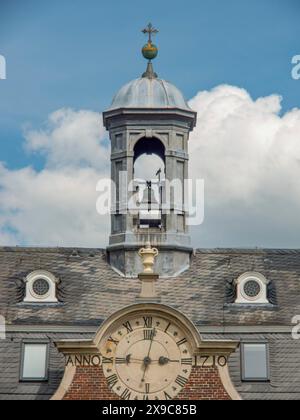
[103,107,197,130]
[5,324,294,334]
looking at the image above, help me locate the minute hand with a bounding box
[141,328,156,382]
[126,358,180,363]
[146,328,156,357]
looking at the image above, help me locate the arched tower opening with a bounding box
[133,137,165,230]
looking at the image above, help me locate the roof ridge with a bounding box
[1,246,300,255]
[195,248,300,254]
[0,246,106,254]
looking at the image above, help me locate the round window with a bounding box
[243,280,261,299]
[32,278,50,297]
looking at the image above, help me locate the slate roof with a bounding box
[203,333,300,400]
[0,331,92,400]
[0,246,299,327]
[1,247,300,400]
[1,331,299,400]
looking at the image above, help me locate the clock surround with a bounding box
[53,303,240,400]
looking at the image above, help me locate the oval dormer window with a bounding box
[32,278,51,298]
[24,270,58,303]
[235,272,269,304]
[243,280,261,299]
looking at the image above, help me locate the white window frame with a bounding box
[235,272,269,304]
[241,342,270,382]
[20,341,49,382]
[24,270,58,303]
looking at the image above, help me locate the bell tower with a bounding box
[103,24,197,277]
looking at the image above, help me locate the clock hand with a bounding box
[158,356,180,365]
[141,328,156,383]
[125,357,180,364]
[125,357,144,362]
[146,328,156,358]
[124,356,180,364]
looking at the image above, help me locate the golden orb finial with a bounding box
[141,22,159,73]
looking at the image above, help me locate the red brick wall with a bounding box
[63,366,231,400]
[176,367,230,400]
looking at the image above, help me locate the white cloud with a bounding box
[24,108,109,170]
[188,85,300,247]
[1,86,300,248]
[0,109,110,247]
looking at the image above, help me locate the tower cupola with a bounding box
[103,24,197,277]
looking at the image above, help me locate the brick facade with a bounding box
[177,366,230,400]
[63,366,231,400]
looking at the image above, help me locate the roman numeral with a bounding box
[164,322,171,333]
[107,336,119,346]
[123,321,133,333]
[144,329,155,340]
[181,358,192,365]
[176,338,187,347]
[164,391,172,400]
[115,357,127,364]
[107,374,118,389]
[145,383,150,394]
[121,388,131,400]
[143,316,153,328]
[175,375,188,387]
[102,357,113,364]
[143,395,149,400]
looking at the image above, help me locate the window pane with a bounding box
[243,344,268,380]
[22,344,47,379]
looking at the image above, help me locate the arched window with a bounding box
[133,136,165,164]
[133,137,165,229]
[24,270,58,303]
[235,272,269,304]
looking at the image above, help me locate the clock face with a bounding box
[101,313,193,400]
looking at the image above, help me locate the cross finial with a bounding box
[141,23,159,78]
[142,23,159,44]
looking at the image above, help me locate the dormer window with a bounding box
[24,270,58,303]
[235,272,269,304]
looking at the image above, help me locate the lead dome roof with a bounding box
[108,73,191,111]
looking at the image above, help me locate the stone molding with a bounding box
[52,303,240,400]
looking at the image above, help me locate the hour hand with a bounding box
[125,354,131,364]
[158,356,179,365]
[158,356,168,365]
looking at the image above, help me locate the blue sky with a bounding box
[1,0,300,170]
[1,0,300,248]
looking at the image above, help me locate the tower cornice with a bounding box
[103,107,197,130]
